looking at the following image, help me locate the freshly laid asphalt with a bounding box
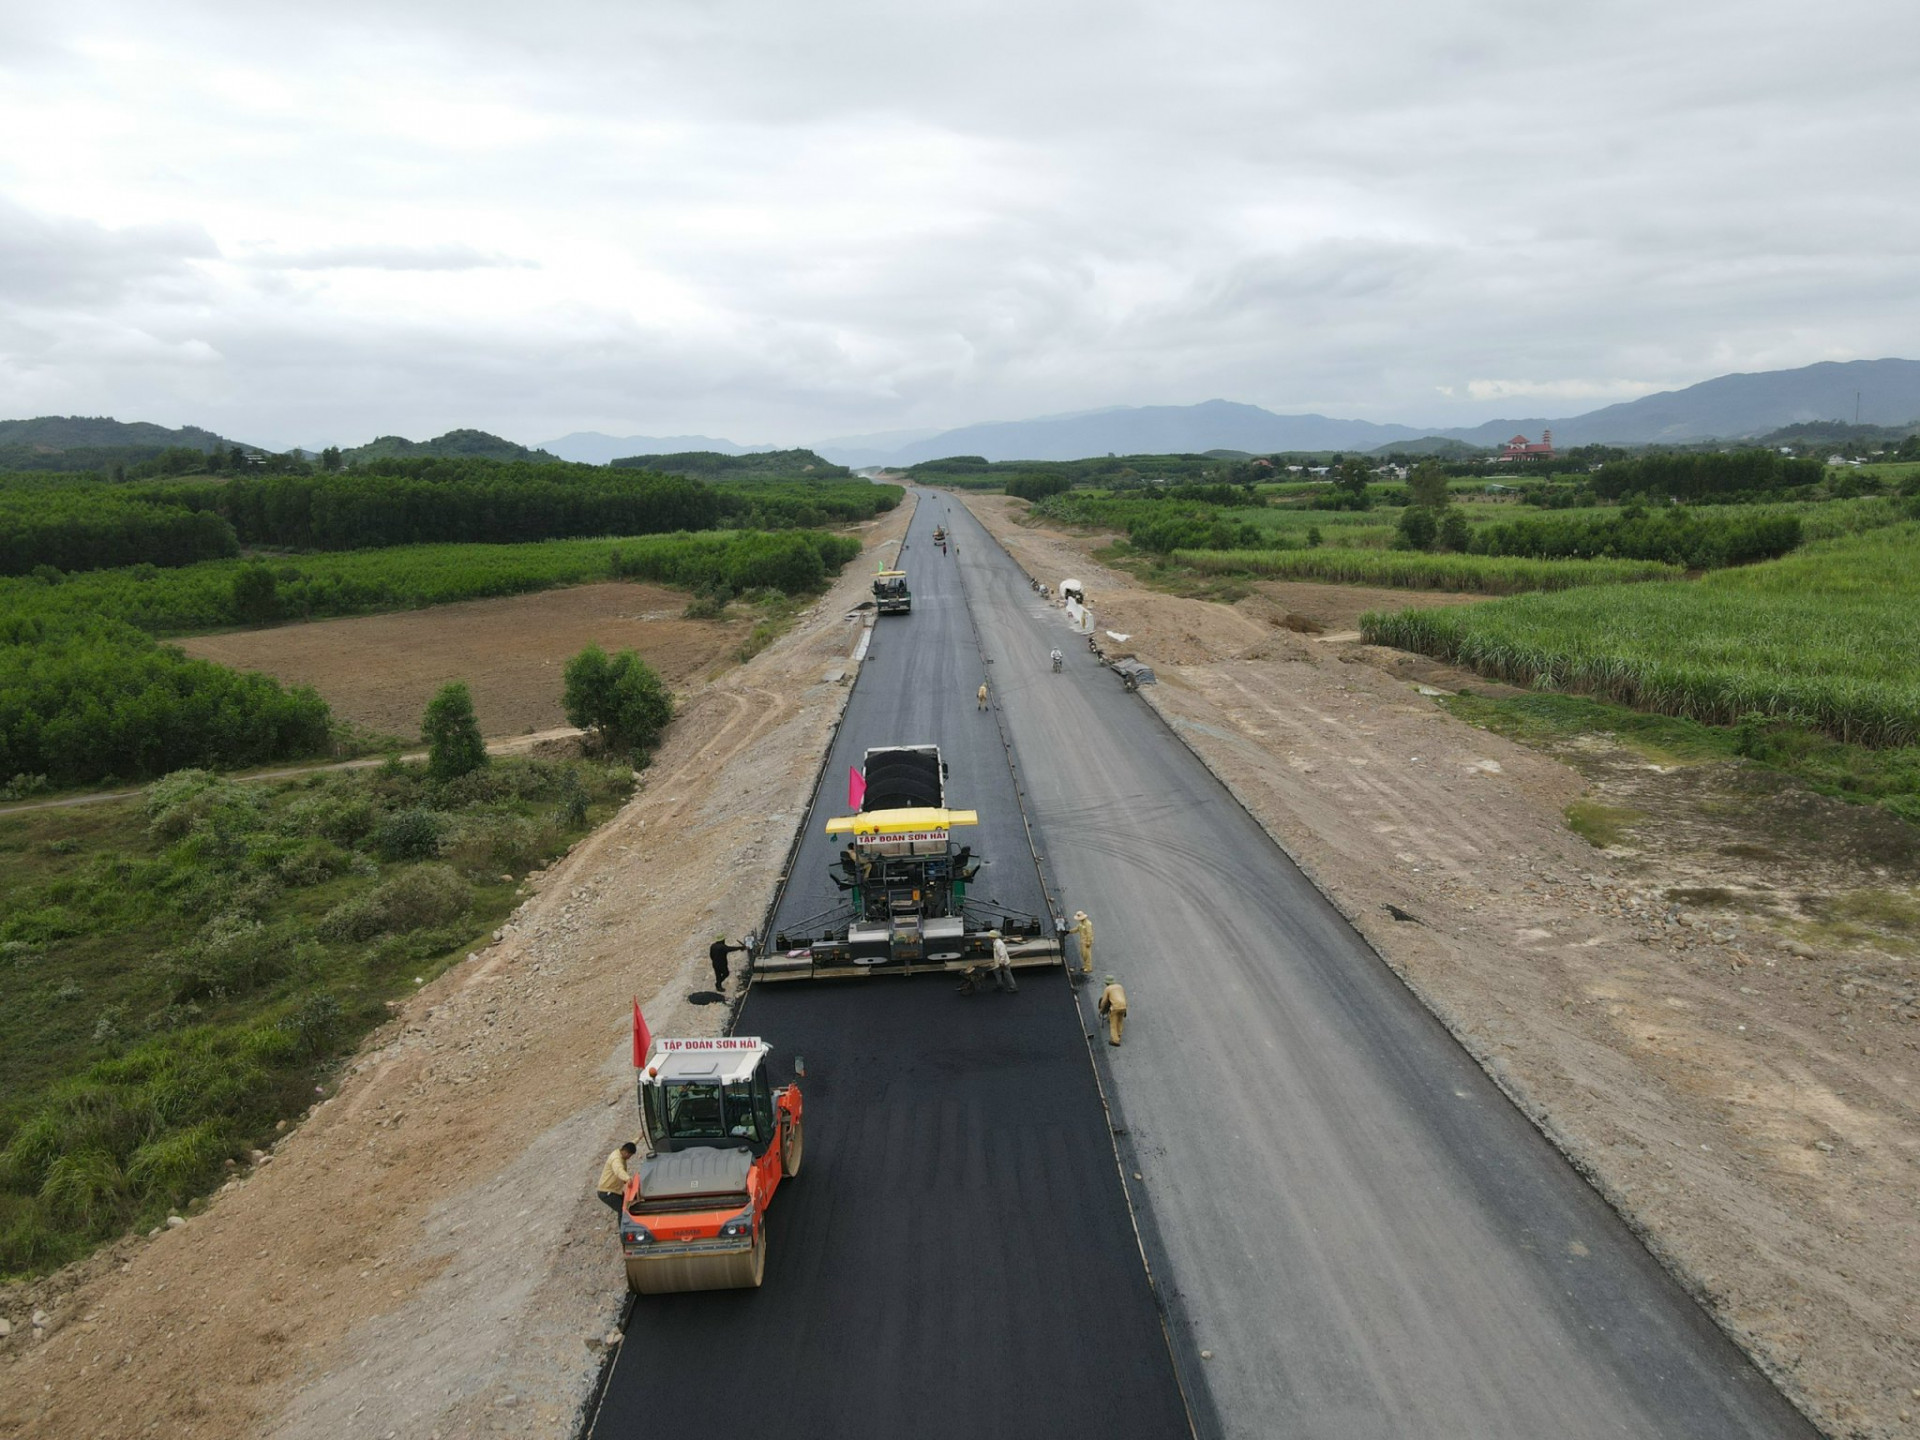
[593,492,1815,1440]
[590,498,1192,1439]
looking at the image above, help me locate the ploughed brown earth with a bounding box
[180,582,750,741]
[965,492,1920,1440]
[0,506,909,1438]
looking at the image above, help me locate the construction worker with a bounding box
[1073,910,1094,974]
[709,934,746,989]
[977,682,989,711]
[990,930,1018,993]
[596,1141,637,1214]
[1097,975,1128,1046]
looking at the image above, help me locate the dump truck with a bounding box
[620,1036,803,1293]
[758,744,1061,980]
[873,569,911,614]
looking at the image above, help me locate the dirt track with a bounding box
[964,493,1920,1440]
[181,582,747,740]
[0,506,908,1439]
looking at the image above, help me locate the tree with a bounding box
[1332,458,1374,510]
[1438,508,1472,552]
[231,563,279,623]
[563,646,674,760]
[320,446,343,472]
[1395,506,1438,551]
[1407,461,1451,511]
[423,681,488,780]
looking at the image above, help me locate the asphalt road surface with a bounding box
[593,492,1812,1439]
[591,497,1192,1439]
[947,495,1813,1438]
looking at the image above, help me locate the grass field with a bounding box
[1173,547,1681,593]
[0,529,864,638]
[0,757,631,1279]
[1362,523,1920,747]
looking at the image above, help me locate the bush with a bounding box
[370,807,446,861]
[38,1149,125,1227]
[1438,509,1472,552]
[1395,507,1439,551]
[423,682,488,781]
[319,864,472,941]
[563,646,674,758]
[125,1121,229,1206]
[278,838,351,886]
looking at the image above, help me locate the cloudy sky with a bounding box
[2,0,1914,450]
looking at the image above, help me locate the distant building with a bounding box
[1496,429,1555,462]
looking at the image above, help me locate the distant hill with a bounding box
[0,415,238,453]
[831,358,1920,464]
[1369,436,1491,459]
[1443,358,1920,448]
[607,448,850,480]
[343,429,556,464]
[541,431,770,464]
[883,400,1428,465]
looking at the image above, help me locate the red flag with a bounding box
[848,766,866,810]
[632,997,651,1068]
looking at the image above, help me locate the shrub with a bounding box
[278,838,351,886]
[319,864,472,941]
[1395,507,1439,552]
[38,1149,125,1227]
[563,646,674,758]
[370,807,446,861]
[125,1121,229,1206]
[423,681,488,781]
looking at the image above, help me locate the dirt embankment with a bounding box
[963,493,1920,1440]
[0,505,909,1439]
[181,581,750,741]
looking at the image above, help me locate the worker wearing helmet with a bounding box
[1097,976,1128,1046]
[1073,910,1094,974]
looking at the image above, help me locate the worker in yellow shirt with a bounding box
[1097,976,1128,1046]
[1073,910,1094,974]
[596,1141,637,1214]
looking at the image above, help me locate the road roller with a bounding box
[620,1036,803,1294]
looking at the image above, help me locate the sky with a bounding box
[1,0,1915,451]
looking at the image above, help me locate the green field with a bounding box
[1172,547,1681,593]
[1,529,864,638]
[0,757,631,1278]
[1362,524,1920,746]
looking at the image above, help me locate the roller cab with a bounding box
[622,1038,803,1294]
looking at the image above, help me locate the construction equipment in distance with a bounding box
[872,568,911,614]
[758,744,1062,981]
[620,1036,804,1293]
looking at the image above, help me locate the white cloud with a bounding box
[0,0,1914,447]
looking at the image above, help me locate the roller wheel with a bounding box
[625,1226,766,1294]
[782,1115,805,1179]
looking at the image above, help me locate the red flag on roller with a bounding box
[848,767,866,810]
[631,997,651,1067]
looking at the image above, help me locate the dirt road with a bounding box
[0,506,909,1439]
[963,492,1920,1440]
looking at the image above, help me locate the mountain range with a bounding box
[812,358,1920,465]
[6,358,1917,471]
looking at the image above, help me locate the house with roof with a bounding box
[1496,429,1555,462]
